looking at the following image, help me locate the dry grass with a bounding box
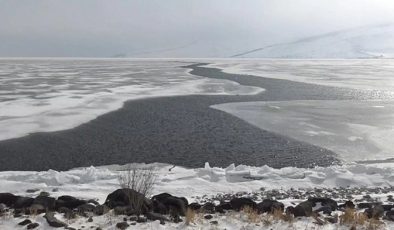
[271,208,288,221]
[185,208,196,225]
[242,206,261,223]
[339,208,385,230]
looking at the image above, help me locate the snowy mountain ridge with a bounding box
[232,24,394,58]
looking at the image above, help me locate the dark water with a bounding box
[1,63,387,171]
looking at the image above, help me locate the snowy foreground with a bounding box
[0,162,393,229]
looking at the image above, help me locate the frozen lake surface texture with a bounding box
[0,59,262,140]
[0,59,393,169]
[210,59,394,163]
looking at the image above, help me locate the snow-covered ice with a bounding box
[212,100,394,162]
[0,59,263,141]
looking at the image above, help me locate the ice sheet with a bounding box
[212,100,394,162]
[0,59,263,140]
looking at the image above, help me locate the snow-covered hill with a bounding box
[232,24,394,58]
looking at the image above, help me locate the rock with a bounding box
[137,216,147,223]
[152,193,188,216]
[325,215,338,224]
[115,222,129,230]
[77,203,95,214]
[114,206,136,216]
[26,189,40,193]
[56,195,87,210]
[146,212,170,222]
[293,201,313,217]
[358,202,379,209]
[188,202,201,211]
[0,193,18,207]
[44,212,67,228]
[365,205,384,219]
[386,210,394,221]
[314,206,333,215]
[230,197,256,211]
[39,191,50,197]
[104,189,152,214]
[14,197,34,209]
[27,223,39,229]
[382,204,394,211]
[94,205,110,216]
[210,220,218,225]
[256,199,284,213]
[308,197,337,211]
[129,215,138,221]
[204,214,213,219]
[33,195,56,211]
[152,200,167,214]
[216,202,232,211]
[88,216,93,222]
[58,207,76,219]
[339,200,355,210]
[18,219,32,226]
[201,202,216,214]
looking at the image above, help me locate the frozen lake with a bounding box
[0,59,262,140]
[0,59,393,170]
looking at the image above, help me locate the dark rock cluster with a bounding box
[0,186,393,228]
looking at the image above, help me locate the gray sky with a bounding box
[1,0,394,57]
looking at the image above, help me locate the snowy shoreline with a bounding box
[0,162,393,203]
[0,162,393,229]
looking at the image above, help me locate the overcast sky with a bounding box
[1,0,394,57]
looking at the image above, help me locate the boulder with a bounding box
[94,205,110,216]
[201,202,216,214]
[115,221,129,230]
[114,206,136,216]
[229,197,256,211]
[18,219,32,226]
[56,196,87,210]
[151,193,188,216]
[0,193,18,207]
[14,197,34,209]
[358,202,379,209]
[339,200,355,210]
[308,197,337,211]
[188,202,201,211]
[33,195,56,211]
[44,212,67,228]
[104,189,152,214]
[146,212,170,222]
[77,203,95,215]
[27,223,39,229]
[293,201,313,217]
[256,199,284,213]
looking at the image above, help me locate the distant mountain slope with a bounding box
[232,24,394,58]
